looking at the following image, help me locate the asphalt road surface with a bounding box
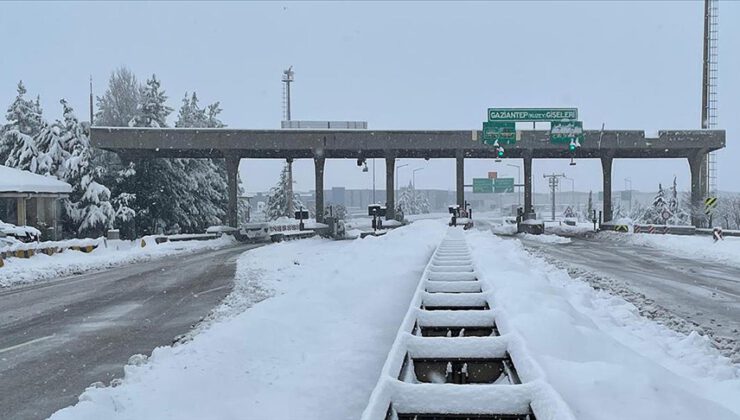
[521,235,740,360]
[0,243,261,420]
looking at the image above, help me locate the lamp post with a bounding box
[412,167,424,189]
[396,163,408,205]
[506,163,522,206]
[624,177,632,213]
[564,176,575,209]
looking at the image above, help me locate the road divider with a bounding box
[361,229,572,420]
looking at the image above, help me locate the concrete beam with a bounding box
[91,128,726,160]
[225,157,240,227]
[601,157,613,222]
[385,157,395,220]
[314,157,325,223]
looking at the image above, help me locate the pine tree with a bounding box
[62,104,115,237]
[33,120,67,177]
[94,68,142,237]
[666,176,690,225]
[641,183,668,224]
[127,75,192,234]
[266,163,304,221]
[2,81,44,166]
[397,181,430,215]
[95,67,142,127]
[174,92,229,230]
[129,75,173,127]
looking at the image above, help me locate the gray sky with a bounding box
[1,1,737,196]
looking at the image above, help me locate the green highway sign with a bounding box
[473,178,493,193]
[482,121,516,145]
[488,108,578,122]
[550,120,584,144]
[494,177,515,193]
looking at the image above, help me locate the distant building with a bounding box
[0,165,72,240]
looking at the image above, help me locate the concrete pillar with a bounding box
[689,152,706,227]
[225,156,240,227]
[601,157,613,222]
[456,150,465,208]
[314,157,326,223]
[523,156,533,216]
[16,197,27,226]
[385,157,395,220]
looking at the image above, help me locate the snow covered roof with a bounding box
[0,165,72,195]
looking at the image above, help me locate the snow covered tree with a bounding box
[62,106,115,237]
[2,81,44,166]
[266,163,304,221]
[4,129,40,171]
[666,176,690,225]
[33,120,67,177]
[125,74,190,234]
[174,92,229,230]
[641,183,668,224]
[397,181,430,215]
[128,75,172,127]
[95,67,142,127]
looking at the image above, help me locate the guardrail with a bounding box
[633,224,696,236]
[0,239,101,267]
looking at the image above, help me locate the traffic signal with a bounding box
[569,139,581,152]
[494,140,504,158]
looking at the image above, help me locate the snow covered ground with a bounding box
[467,230,740,420]
[48,222,740,420]
[49,220,447,420]
[0,236,236,288]
[602,231,740,268]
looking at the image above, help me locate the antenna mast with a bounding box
[702,0,719,195]
[89,75,94,125]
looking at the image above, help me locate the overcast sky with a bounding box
[1,1,737,196]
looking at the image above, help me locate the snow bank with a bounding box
[467,230,740,420]
[519,233,572,244]
[0,236,235,288]
[49,220,448,420]
[603,232,740,268]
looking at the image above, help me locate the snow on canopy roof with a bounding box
[0,165,72,194]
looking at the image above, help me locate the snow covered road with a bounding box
[520,234,740,362]
[0,243,260,420]
[49,221,447,420]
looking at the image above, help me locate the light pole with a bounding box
[564,176,575,209]
[506,163,522,206]
[412,167,424,189]
[624,177,632,213]
[396,163,408,205]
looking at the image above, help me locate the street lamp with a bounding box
[396,163,409,204]
[506,163,522,206]
[564,176,575,209]
[412,167,424,189]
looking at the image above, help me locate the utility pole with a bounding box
[543,173,565,221]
